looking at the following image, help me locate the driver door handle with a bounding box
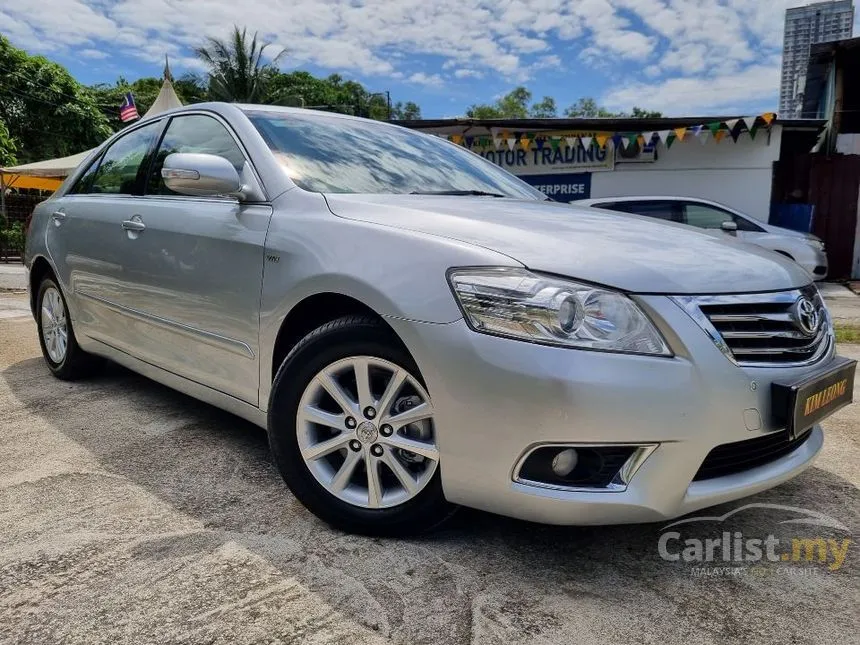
[121,219,146,232]
[51,211,66,222]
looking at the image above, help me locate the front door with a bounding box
[112,113,272,405]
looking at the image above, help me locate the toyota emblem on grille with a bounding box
[793,297,820,337]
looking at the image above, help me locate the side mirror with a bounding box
[720,220,739,234]
[161,153,242,198]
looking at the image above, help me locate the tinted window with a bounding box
[88,122,161,195]
[147,115,246,195]
[244,109,545,200]
[683,203,764,232]
[69,157,101,195]
[603,201,681,222]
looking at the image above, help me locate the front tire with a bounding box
[36,276,101,380]
[268,316,455,535]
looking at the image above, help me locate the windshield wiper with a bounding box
[409,190,507,198]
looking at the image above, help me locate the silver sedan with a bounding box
[25,104,853,535]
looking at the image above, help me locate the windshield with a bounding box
[243,109,545,200]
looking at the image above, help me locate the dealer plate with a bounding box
[772,357,857,438]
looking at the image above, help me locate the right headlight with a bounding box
[448,267,672,356]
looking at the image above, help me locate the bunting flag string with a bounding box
[444,112,777,152]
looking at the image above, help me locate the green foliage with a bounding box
[0,119,16,166]
[467,86,531,118]
[0,221,25,255]
[195,26,286,102]
[530,96,557,118]
[0,35,112,164]
[564,97,664,118]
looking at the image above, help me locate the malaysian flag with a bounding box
[119,92,139,122]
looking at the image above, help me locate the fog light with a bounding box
[551,448,578,477]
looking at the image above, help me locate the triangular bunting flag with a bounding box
[549,136,561,151]
[611,134,623,149]
[699,130,710,144]
[536,137,545,150]
[519,136,530,151]
[761,112,776,126]
[690,125,703,138]
[749,124,758,140]
[493,136,502,149]
[714,130,726,143]
[656,130,671,145]
[666,133,676,149]
[620,136,630,149]
[637,134,646,146]
[725,119,739,132]
[565,136,579,148]
[707,122,721,136]
[673,127,687,142]
[595,134,609,149]
[741,116,757,131]
[450,134,463,145]
[506,138,516,151]
[464,136,474,148]
[580,136,593,149]
[729,126,741,142]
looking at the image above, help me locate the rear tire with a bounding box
[268,315,455,536]
[36,276,102,380]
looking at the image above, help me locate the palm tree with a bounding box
[195,26,286,102]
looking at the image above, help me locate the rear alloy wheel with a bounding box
[36,276,101,380]
[268,316,454,535]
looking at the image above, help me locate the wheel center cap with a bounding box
[356,421,378,443]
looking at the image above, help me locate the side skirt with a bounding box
[80,336,268,430]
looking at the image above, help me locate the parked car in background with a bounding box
[25,104,853,536]
[577,196,828,280]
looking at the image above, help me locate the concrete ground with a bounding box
[0,263,26,291]
[0,292,859,645]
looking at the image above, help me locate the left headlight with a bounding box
[448,267,672,356]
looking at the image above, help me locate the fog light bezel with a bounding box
[512,442,658,493]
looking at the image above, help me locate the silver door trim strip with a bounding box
[77,290,255,359]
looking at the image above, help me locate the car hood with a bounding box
[324,194,812,294]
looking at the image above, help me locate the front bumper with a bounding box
[386,294,835,525]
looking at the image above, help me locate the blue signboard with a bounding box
[519,172,591,202]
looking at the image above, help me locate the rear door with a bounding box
[679,201,767,243]
[114,113,272,405]
[45,120,164,345]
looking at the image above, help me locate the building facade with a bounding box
[780,0,854,118]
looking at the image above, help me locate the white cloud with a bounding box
[79,48,109,59]
[454,69,484,79]
[601,62,781,115]
[407,72,444,87]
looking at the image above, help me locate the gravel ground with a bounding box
[0,292,858,645]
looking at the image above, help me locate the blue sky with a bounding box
[3,0,858,117]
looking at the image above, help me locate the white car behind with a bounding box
[577,196,828,280]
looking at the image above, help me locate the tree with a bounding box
[530,96,557,118]
[0,36,112,163]
[392,101,421,120]
[630,106,664,118]
[0,120,16,166]
[195,26,286,102]
[466,86,533,118]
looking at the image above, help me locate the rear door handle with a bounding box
[121,219,146,232]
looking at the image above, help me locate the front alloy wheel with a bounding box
[297,356,439,509]
[268,315,454,535]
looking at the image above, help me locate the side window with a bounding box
[609,201,681,222]
[147,115,246,195]
[683,203,734,229]
[69,157,101,195]
[88,122,161,195]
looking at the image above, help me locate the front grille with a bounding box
[673,286,831,366]
[694,429,813,481]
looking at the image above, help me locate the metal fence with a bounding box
[1,193,45,263]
